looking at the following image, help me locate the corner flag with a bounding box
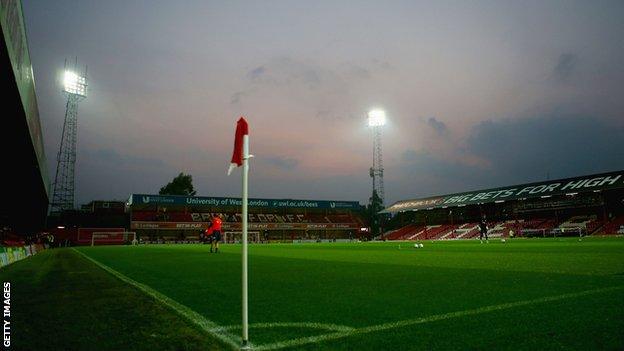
[227,117,249,175]
[227,116,251,349]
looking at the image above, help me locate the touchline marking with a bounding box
[71,249,242,350]
[255,285,624,351]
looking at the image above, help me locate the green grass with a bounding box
[0,249,230,351]
[2,237,624,350]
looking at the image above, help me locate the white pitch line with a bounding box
[255,285,624,350]
[71,248,242,350]
[71,248,624,351]
[214,322,355,333]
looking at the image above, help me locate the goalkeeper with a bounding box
[479,217,489,243]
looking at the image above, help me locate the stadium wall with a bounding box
[0,0,49,232]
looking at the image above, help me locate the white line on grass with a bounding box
[213,322,355,333]
[71,248,242,350]
[71,248,623,351]
[255,285,624,350]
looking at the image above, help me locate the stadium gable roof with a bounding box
[382,170,624,213]
[128,194,361,210]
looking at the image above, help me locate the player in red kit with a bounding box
[202,227,212,244]
[207,214,223,253]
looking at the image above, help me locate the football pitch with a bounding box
[3,237,624,350]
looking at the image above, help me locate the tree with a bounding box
[366,189,386,239]
[159,173,197,196]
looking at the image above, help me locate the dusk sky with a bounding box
[22,0,624,206]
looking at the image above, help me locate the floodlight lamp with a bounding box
[64,71,78,87]
[367,109,386,127]
[63,70,87,96]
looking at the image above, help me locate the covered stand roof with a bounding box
[382,170,624,213]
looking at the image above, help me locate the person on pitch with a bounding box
[207,214,223,253]
[479,216,489,243]
[201,215,214,244]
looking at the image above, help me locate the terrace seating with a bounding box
[559,215,596,231]
[521,219,547,230]
[383,213,619,241]
[488,221,526,238]
[585,218,605,234]
[439,225,464,239]
[327,214,353,223]
[516,218,557,236]
[132,211,362,224]
[424,225,457,240]
[384,224,425,240]
[454,223,480,239]
[602,215,624,235]
[487,221,506,238]
[536,218,557,231]
[404,225,453,240]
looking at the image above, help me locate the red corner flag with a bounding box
[228,116,252,347]
[228,117,249,175]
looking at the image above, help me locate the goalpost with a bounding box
[223,231,260,244]
[91,232,138,246]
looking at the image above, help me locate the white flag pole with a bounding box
[241,134,250,349]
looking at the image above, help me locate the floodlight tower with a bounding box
[368,109,386,205]
[50,59,88,214]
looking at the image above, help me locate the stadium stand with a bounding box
[130,210,362,225]
[128,194,365,243]
[602,215,624,235]
[453,223,480,239]
[422,225,456,240]
[381,170,624,240]
[559,215,596,230]
[585,218,605,235]
[383,224,424,240]
[384,218,562,240]
[383,215,622,241]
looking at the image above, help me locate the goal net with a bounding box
[91,232,138,246]
[222,231,260,244]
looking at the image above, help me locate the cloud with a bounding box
[230,90,248,105]
[392,149,488,198]
[243,57,374,92]
[87,148,166,168]
[340,62,371,79]
[466,114,624,183]
[247,66,266,81]
[553,53,578,83]
[244,58,325,88]
[315,109,358,121]
[389,114,624,201]
[236,57,379,121]
[263,156,300,170]
[76,148,170,204]
[371,59,391,70]
[426,117,449,137]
